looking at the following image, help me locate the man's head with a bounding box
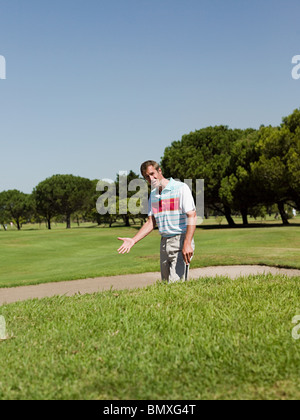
[140,160,164,188]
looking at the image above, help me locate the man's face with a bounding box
[144,165,163,188]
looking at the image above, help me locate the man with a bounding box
[117,160,197,283]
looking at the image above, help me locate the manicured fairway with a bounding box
[1,274,300,400]
[0,223,300,287]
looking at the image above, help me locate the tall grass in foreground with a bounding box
[1,274,300,400]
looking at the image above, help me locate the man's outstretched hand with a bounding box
[117,237,135,254]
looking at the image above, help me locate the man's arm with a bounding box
[117,216,156,254]
[182,210,197,265]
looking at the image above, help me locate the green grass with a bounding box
[1,274,300,400]
[0,221,300,288]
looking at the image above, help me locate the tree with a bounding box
[282,108,300,134]
[0,190,30,230]
[286,141,300,210]
[115,170,147,227]
[0,193,9,230]
[93,179,118,227]
[161,126,245,226]
[282,109,300,210]
[219,129,260,225]
[251,118,300,224]
[33,178,59,229]
[33,175,94,229]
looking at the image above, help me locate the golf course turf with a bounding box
[0,220,299,400]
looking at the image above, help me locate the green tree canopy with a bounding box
[0,190,30,230]
[33,178,60,229]
[33,175,94,229]
[161,126,247,226]
[115,170,146,226]
[219,129,260,225]
[251,111,300,223]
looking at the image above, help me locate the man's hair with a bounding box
[140,160,160,177]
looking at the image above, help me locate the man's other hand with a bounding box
[182,242,194,265]
[117,237,135,254]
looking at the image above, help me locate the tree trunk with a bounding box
[241,208,248,226]
[277,202,289,225]
[224,205,236,227]
[47,218,51,230]
[66,214,71,229]
[123,215,130,227]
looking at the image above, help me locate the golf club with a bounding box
[185,264,189,281]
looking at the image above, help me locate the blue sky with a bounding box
[1,0,300,193]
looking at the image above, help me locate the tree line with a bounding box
[161,108,300,226]
[0,108,299,230]
[0,171,147,230]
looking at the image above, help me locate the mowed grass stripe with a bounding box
[0,225,299,287]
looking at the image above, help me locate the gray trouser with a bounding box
[160,234,195,283]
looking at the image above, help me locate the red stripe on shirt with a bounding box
[151,197,180,214]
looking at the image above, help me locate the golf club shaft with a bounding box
[185,264,189,281]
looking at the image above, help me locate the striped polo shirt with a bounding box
[148,178,196,237]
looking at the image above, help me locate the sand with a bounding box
[0,265,300,306]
